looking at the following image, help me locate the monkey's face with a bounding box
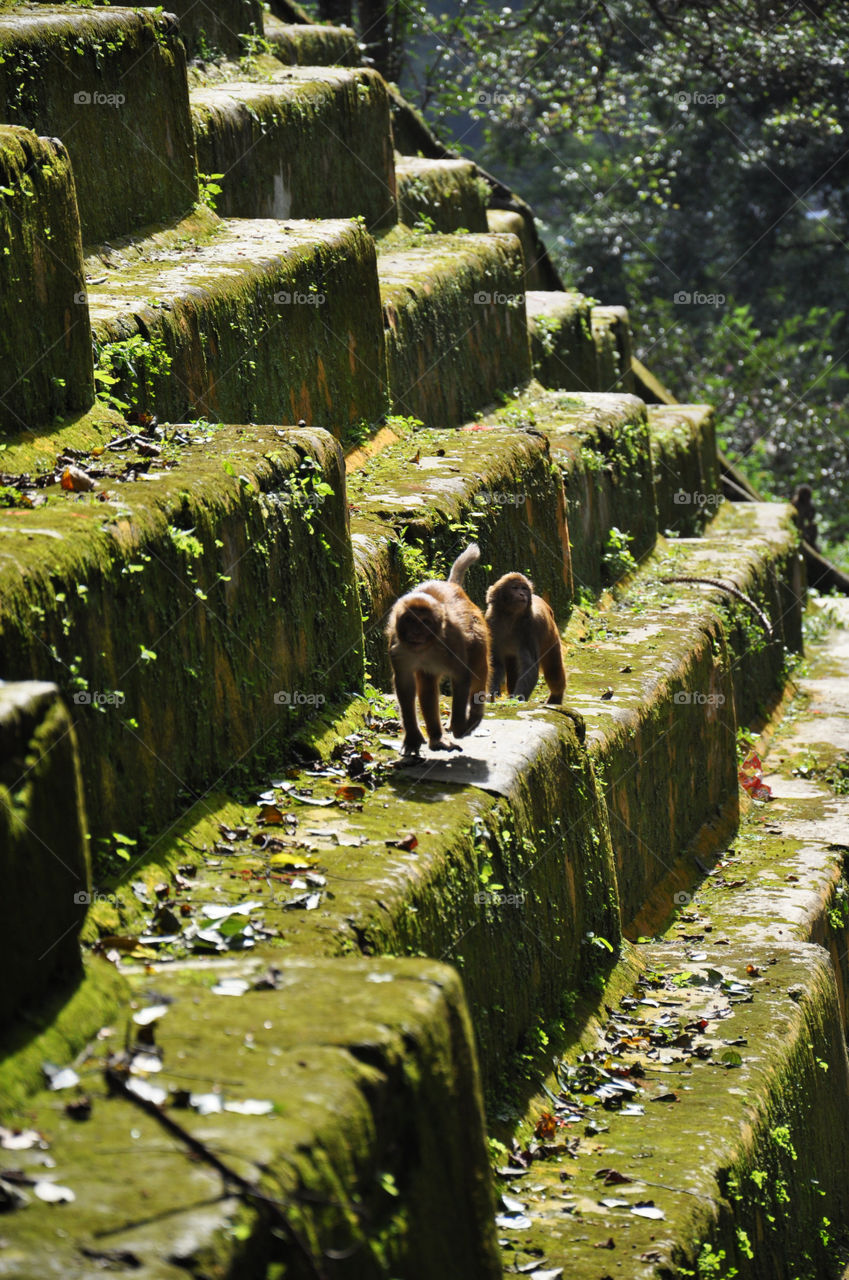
[489,573,533,615]
[395,597,443,650]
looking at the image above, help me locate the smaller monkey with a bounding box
[486,572,566,705]
[386,543,489,757]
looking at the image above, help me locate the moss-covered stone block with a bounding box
[378,232,530,426]
[191,68,397,229]
[487,206,546,288]
[591,303,634,393]
[506,940,849,1278]
[526,289,598,392]
[649,402,721,536]
[170,0,262,58]
[566,599,738,928]
[542,389,658,593]
[0,957,501,1279]
[0,126,93,433]
[264,13,359,64]
[88,214,386,434]
[0,426,363,847]
[659,500,804,726]
[395,155,489,232]
[348,423,572,684]
[0,6,198,245]
[0,680,88,1027]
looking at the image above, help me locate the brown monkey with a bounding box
[386,543,489,757]
[485,572,566,704]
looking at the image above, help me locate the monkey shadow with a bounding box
[384,719,561,798]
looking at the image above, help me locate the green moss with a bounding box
[0,7,197,244]
[0,126,93,433]
[0,426,364,857]
[378,232,531,426]
[192,68,397,229]
[395,156,489,233]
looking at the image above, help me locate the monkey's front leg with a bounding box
[488,657,505,700]
[449,674,474,739]
[419,671,461,751]
[393,666,425,756]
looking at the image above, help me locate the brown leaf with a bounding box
[335,785,366,802]
[534,1110,558,1141]
[60,464,95,492]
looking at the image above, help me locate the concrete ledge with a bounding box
[0,426,363,848]
[526,290,597,392]
[0,681,89,1026]
[395,155,489,232]
[87,213,386,434]
[0,126,93,433]
[378,232,530,426]
[0,5,197,245]
[348,422,572,682]
[0,957,501,1280]
[191,68,397,229]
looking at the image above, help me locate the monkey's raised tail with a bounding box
[448,542,480,585]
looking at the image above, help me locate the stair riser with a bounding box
[0,8,197,245]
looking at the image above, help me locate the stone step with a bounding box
[0,6,197,246]
[487,206,547,288]
[377,231,530,426]
[0,424,362,851]
[0,956,501,1280]
[191,67,397,228]
[163,0,263,59]
[0,125,93,434]
[263,12,358,65]
[395,154,489,232]
[526,289,598,392]
[0,680,88,1025]
[649,402,721,536]
[504,598,849,1277]
[591,303,634,393]
[85,210,386,433]
[348,411,572,682]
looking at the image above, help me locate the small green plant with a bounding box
[601,526,637,584]
[197,171,224,212]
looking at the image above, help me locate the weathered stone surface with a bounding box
[263,13,358,64]
[395,155,489,232]
[505,940,849,1278]
[348,422,572,682]
[0,426,363,847]
[487,206,546,287]
[166,0,262,58]
[591,303,634,393]
[87,212,386,434]
[0,681,88,1026]
[0,6,197,245]
[0,126,93,433]
[379,232,530,426]
[526,289,597,392]
[0,957,501,1280]
[191,68,397,228]
[662,501,804,726]
[543,390,658,592]
[649,402,721,535]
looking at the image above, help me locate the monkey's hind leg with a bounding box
[540,642,566,705]
[418,670,460,751]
